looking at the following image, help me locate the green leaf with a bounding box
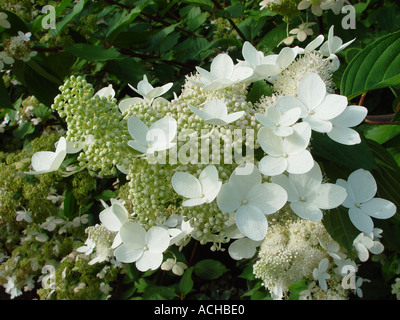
[95,190,117,202]
[310,132,376,170]
[341,30,400,100]
[194,259,228,280]
[106,4,146,41]
[179,266,194,296]
[13,122,35,139]
[66,44,122,62]
[361,124,400,144]
[367,139,400,216]
[183,0,214,8]
[322,206,359,259]
[382,254,400,282]
[288,278,309,300]
[63,188,77,220]
[246,80,273,103]
[50,0,88,36]
[106,58,146,85]
[238,17,266,42]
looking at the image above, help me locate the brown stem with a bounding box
[210,0,247,42]
[358,92,367,106]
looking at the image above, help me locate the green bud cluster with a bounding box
[52,75,132,176]
[265,0,302,22]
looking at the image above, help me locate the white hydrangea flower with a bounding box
[336,169,396,233]
[289,22,316,42]
[295,73,348,133]
[353,228,384,262]
[119,75,172,109]
[189,99,245,126]
[255,96,302,137]
[272,161,347,221]
[258,122,314,176]
[192,53,253,91]
[114,221,170,272]
[241,42,298,82]
[127,115,177,154]
[313,258,331,291]
[320,25,356,71]
[171,165,222,207]
[217,163,287,241]
[16,209,32,223]
[161,258,188,276]
[25,137,67,175]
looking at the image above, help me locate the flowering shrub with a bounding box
[1,0,400,302]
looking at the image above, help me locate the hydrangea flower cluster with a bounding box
[28,27,397,299]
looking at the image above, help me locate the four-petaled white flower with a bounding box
[127,115,177,154]
[336,169,396,233]
[217,163,287,241]
[353,229,384,262]
[161,258,188,276]
[258,122,314,176]
[327,105,367,145]
[313,258,331,291]
[193,53,253,90]
[241,42,298,82]
[26,137,67,174]
[272,161,347,221]
[171,165,222,207]
[320,25,356,71]
[125,75,172,107]
[16,209,32,223]
[114,221,170,272]
[255,97,302,137]
[289,22,316,42]
[295,73,348,133]
[17,31,32,42]
[189,99,245,126]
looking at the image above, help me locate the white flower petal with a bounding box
[247,182,288,215]
[119,221,146,249]
[171,172,202,199]
[136,251,163,272]
[146,227,170,253]
[291,201,323,221]
[349,207,374,233]
[258,155,287,176]
[228,238,261,260]
[348,169,377,204]
[271,173,300,202]
[327,127,361,145]
[114,244,143,263]
[361,198,396,220]
[313,183,347,209]
[297,73,327,110]
[217,182,242,213]
[235,205,268,241]
[286,149,314,174]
